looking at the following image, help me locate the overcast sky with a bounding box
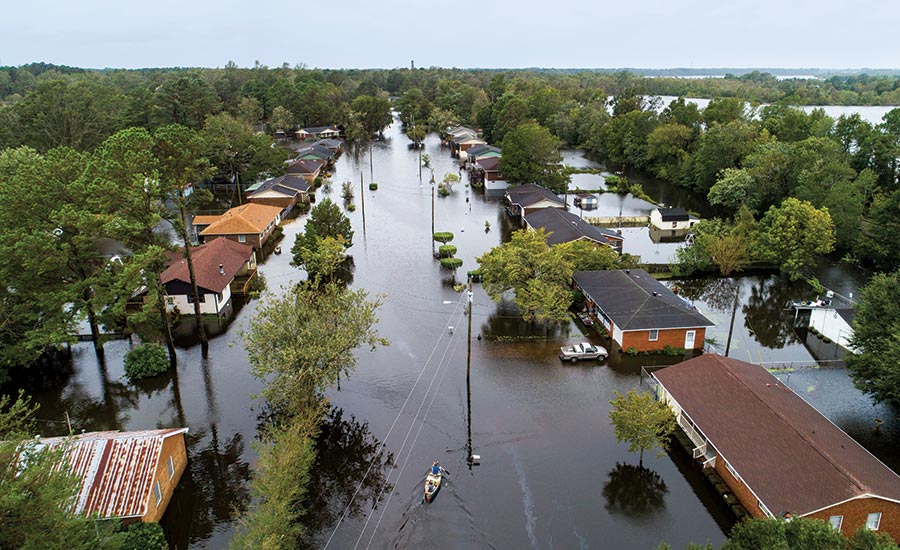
[1,0,897,70]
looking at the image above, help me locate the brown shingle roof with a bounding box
[654,354,900,516]
[161,237,255,293]
[199,203,282,237]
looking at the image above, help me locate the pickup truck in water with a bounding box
[559,342,608,363]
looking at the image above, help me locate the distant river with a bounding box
[653,95,897,125]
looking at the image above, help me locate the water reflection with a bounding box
[673,277,738,312]
[741,275,806,349]
[162,430,251,548]
[302,407,394,547]
[602,463,669,518]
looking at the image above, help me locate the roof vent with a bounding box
[218,264,225,275]
[652,291,658,297]
[625,269,630,274]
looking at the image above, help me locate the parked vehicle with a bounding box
[559,342,608,363]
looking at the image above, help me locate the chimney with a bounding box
[219,264,225,275]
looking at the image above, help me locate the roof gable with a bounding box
[40,428,188,519]
[525,208,622,246]
[162,237,255,293]
[654,355,900,515]
[573,269,713,330]
[199,203,282,236]
[658,207,689,221]
[506,183,565,208]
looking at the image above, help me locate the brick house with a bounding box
[573,269,713,351]
[39,428,189,523]
[524,207,623,253]
[651,354,900,540]
[193,203,282,249]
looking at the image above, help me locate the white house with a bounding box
[649,207,700,231]
[161,238,257,315]
[809,307,856,352]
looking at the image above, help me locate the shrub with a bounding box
[347,203,357,212]
[625,347,639,356]
[661,345,686,356]
[117,522,168,550]
[124,343,169,381]
[369,183,378,191]
[433,232,454,244]
[438,245,457,258]
[823,337,832,344]
[437,183,451,197]
[440,258,463,270]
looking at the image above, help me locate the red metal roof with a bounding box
[654,355,900,516]
[40,428,188,519]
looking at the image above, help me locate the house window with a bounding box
[867,512,882,530]
[154,480,162,506]
[725,460,739,482]
[187,293,206,303]
[829,515,843,532]
[168,456,175,479]
[238,235,246,243]
[649,329,659,341]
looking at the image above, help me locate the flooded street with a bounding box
[22,115,900,549]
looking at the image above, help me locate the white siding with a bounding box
[612,325,624,347]
[809,308,856,351]
[166,284,231,315]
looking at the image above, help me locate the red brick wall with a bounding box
[714,456,768,518]
[141,433,188,523]
[621,327,705,351]
[806,497,900,542]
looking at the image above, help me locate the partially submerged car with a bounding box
[559,342,608,363]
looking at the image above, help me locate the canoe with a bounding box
[424,470,442,502]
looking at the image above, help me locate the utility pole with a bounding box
[369,141,374,181]
[431,186,435,255]
[466,277,475,468]
[360,171,366,230]
[724,285,740,357]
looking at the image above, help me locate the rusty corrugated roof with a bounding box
[40,428,188,519]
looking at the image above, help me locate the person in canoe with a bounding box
[431,461,442,475]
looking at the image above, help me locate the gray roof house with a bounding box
[573,269,714,351]
[524,207,623,251]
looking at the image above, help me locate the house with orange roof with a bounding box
[192,203,282,249]
[38,428,188,523]
[161,238,257,315]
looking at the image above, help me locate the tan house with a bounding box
[573,269,713,351]
[246,174,312,214]
[193,203,282,249]
[651,354,900,541]
[40,428,189,523]
[505,183,566,217]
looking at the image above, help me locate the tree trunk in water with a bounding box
[156,272,177,367]
[83,288,104,360]
[179,201,209,356]
[639,449,644,468]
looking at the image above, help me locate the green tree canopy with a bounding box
[846,270,900,404]
[500,122,568,193]
[291,198,354,279]
[608,389,676,467]
[755,198,834,280]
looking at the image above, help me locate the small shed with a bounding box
[650,207,699,231]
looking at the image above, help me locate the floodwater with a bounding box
[654,95,898,125]
[17,115,899,550]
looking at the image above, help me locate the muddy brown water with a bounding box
[20,115,899,549]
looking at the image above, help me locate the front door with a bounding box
[685,330,696,349]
